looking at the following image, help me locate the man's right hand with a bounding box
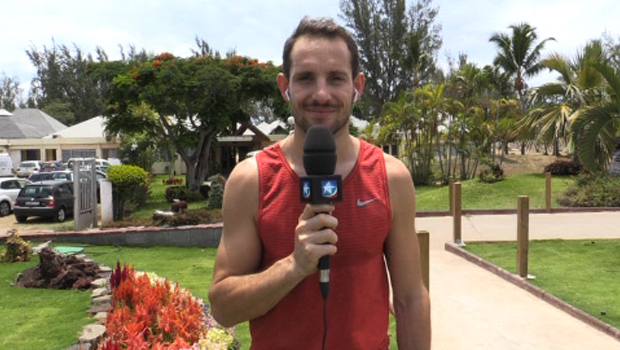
[292,203,339,277]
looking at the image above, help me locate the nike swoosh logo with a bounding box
[357,198,378,207]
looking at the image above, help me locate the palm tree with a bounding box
[490,22,555,154]
[520,40,604,157]
[570,59,620,171]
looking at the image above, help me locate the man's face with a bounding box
[282,36,363,135]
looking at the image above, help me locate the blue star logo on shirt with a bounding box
[302,180,311,199]
[321,180,338,199]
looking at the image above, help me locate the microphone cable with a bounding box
[322,295,328,350]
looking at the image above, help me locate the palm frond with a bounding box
[572,104,619,170]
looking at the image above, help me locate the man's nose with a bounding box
[312,80,331,104]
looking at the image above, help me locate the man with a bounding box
[208,17,431,350]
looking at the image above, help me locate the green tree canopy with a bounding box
[339,0,442,117]
[91,52,285,190]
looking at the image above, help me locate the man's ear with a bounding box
[353,73,365,101]
[277,73,290,102]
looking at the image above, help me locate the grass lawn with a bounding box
[0,257,94,350]
[415,173,573,212]
[464,239,620,329]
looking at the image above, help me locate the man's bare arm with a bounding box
[384,155,431,350]
[208,158,338,327]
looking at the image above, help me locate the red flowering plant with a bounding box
[98,263,237,350]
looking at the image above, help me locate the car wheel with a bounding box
[15,215,27,223]
[0,201,10,217]
[55,207,66,223]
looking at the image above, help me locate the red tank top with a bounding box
[251,140,391,350]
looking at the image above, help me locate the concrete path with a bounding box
[418,212,620,349]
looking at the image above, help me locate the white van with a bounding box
[0,154,14,177]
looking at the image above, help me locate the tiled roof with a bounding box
[0,109,67,139]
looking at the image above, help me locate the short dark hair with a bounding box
[282,17,359,79]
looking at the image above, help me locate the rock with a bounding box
[32,241,52,255]
[98,265,112,273]
[91,278,108,289]
[91,295,112,307]
[78,324,106,348]
[64,343,91,350]
[92,287,109,299]
[94,312,108,324]
[15,247,101,290]
[88,304,110,315]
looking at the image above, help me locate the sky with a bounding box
[2,0,620,96]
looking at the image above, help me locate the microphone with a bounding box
[301,126,343,301]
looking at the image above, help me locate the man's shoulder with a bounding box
[227,157,259,189]
[381,152,413,186]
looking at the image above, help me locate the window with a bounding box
[0,180,16,189]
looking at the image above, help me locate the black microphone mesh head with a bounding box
[303,126,336,175]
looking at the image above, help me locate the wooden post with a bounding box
[453,182,462,245]
[545,172,552,213]
[416,230,430,291]
[449,177,455,215]
[517,196,530,278]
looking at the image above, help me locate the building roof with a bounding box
[43,115,107,139]
[244,120,290,136]
[0,109,67,139]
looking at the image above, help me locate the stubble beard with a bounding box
[293,102,352,135]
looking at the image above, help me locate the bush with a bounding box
[165,186,204,203]
[108,165,150,220]
[99,263,238,350]
[558,172,620,207]
[1,229,32,263]
[206,182,224,209]
[544,159,582,175]
[478,162,505,184]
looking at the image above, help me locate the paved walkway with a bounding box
[419,211,620,349]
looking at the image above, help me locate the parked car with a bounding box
[0,178,31,216]
[67,158,111,172]
[28,169,107,202]
[14,182,74,222]
[0,153,14,177]
[27,172,55,182]
[40,160,65,172]
[15,160,43,178]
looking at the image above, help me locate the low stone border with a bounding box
[445,242,620,342]
[64,261,113,350]
[1,224,224,247]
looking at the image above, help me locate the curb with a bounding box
[444,242,620,342]
[418,207,620,217]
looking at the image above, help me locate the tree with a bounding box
[490,23,555,154]
[521,40,604,157]
[570,59,620,171]
[339,0,442,117]
[93,52,284,191]
[26,42,106,124]
[0,74,23,111]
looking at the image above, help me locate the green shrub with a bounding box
[165,186,203,203]
[108,165,150,220]
[478,162,504,184]
[544,159,581,175]
[1,229,32,263]
[558,172,620,207]
[206,182,224,209]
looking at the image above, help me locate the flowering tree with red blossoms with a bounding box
[90,52,285,191]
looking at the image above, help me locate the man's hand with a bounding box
[292,203,339,276]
